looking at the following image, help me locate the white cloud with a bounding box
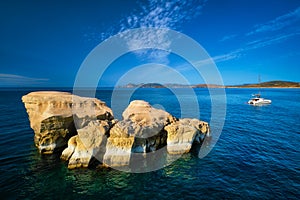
[211,51,241,63]
[245,32,300,49]
[214,6,300,65]
[84,1,208,64]
[219,34,237,42]
[182,51,241,67]
[0,73,48,86]
[122,0,206,30]
[247,6,300,36]
[188,32,300,66]
[120,0,207,63]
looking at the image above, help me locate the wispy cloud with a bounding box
[211,51,241,63]
[120,0,206,30]
[245,32,300,49]
[219,34,237,42]
[186,50,242,67]
[85,0,207,64]
[119,0,207,64]
[219,6,300,42]
[190,32,300,66]
[0,73,48,86]
[247,6,300,36]
[214,5,300,66]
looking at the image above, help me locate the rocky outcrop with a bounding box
[102,127,134,167]
[164,118,209,154]
[61,120,113,169]
[22,91,210,169]
[22,91,113,154]
[103,100,176,167]
[121,100,176,152]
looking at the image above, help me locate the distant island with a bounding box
[120,81,300,88]
[227,81,300,88]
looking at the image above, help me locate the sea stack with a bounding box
[103,100,176,167]
[22,91,210,169]
[22,91,113,154]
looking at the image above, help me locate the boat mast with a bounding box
[258,75,261,96]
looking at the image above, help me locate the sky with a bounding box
[0,0,299,87]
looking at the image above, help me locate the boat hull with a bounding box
[248,98,272,106]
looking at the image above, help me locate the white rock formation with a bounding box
[22,91,113,154]
[22,92,210,169]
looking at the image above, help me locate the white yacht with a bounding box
[248,94,272,106]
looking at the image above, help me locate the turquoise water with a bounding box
[0,88,299,199]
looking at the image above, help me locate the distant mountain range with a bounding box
[120,81,300,88]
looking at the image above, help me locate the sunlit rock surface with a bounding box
[165,118,209,154]
[22,91,210,169]
[22,91,113,154]
[61,120,112,169]
[103,100,176,167]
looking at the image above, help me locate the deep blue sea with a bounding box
[0,88,299,199]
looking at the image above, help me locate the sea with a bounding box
[0,88,299,199]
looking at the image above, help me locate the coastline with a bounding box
[119,81,300,89]
[225,86,300,89]
[119,86,300,89]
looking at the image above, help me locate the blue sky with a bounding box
[0,0,299,87]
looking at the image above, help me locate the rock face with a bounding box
[22,91,210,169]
[121,100,176,152]
[102,126,134,167]
[22,91,113,154]
[61,120,113,169]
[164,118,209,154]
[103,100,176,167]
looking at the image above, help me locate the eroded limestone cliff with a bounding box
[22,91,209,169]
[22,91,113,154]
